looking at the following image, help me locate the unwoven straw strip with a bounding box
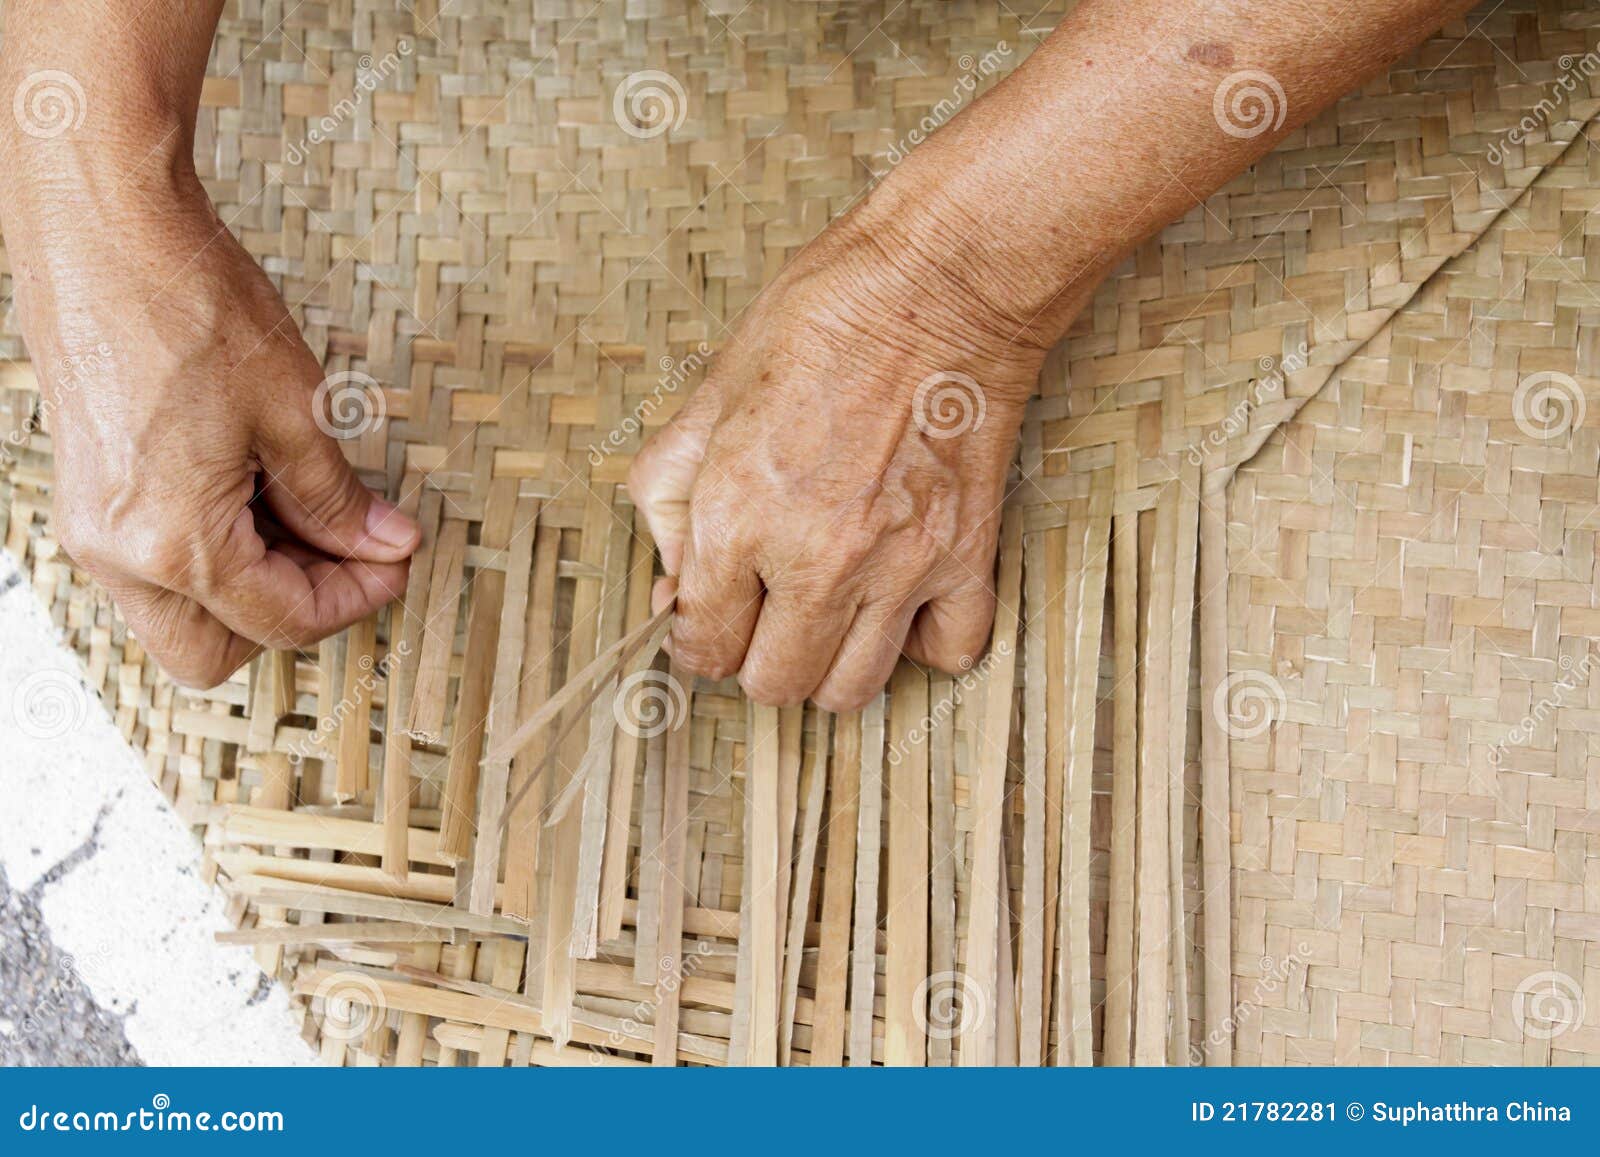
[2,0,1598,1067]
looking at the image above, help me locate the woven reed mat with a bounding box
[4,0,1600,1065]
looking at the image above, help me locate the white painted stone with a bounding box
[0,549,316,1066]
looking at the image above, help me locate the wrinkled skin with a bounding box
[628,214,1053,712]
[11,176,419,688]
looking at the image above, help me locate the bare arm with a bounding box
[1,1,419,687]
[629,0,1478,710]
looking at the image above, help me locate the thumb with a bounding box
[627,380,721,575]
[256,392,420,563]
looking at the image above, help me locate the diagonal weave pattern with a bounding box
[2,0,1599,1064]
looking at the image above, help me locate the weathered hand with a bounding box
[628,204,1047,711]
[9,179,419,688]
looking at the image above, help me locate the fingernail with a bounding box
[365,497,421,552]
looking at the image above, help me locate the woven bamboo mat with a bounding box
[3,0,1600,1065]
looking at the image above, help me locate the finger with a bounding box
[627,381,721,576]
[652,575,678,616]
[671,530,762,680]
[903,582,997,674]
[182,508,410,650]
[811,598,917,714]
[255,397,419,563]
[102,574,259,690]
[736,586,857,706]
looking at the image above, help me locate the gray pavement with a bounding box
[0,864,140,1066]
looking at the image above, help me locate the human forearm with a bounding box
[0,0,222,274]
[852,0,1477,349]
[0,0,418,690]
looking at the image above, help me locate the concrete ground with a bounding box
[0,547,315,1067]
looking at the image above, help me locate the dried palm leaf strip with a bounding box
[807,710,859,1067]
[885,665,929,1066]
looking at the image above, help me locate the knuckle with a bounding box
[737,667,807,709]
[673,642,737,682]
[164,649,239,691]
[813,683,873,714]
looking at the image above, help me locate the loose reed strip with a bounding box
[598,529,658,942]
[1197,468,1232,1064]
[780,711,829,1064]
[215,922,465,946]
[926,678,958,1067]
[1133,484,1176,1065]
[439,478,516,862]
[1062,471,1112,1063]
[340,615,377,800]
[885,665,929,1066]
[1019,527,1048,1066]
[650,658,693,1066]
[632,727,667,986]
[540,489,615,1046]
[503,517,561,922]
[406,516,467,743]
[747,701,782,1064]
[1102,491,1139,1064]
[961,506,1023,1067]
[1166,464,1201,1063]
[383,483,440,880]
[848,694,885,1066]
[468,494,538,914]
[808,711,859,1067]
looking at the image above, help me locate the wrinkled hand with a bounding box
[628,207,1048,712]
[11,180,419,688]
